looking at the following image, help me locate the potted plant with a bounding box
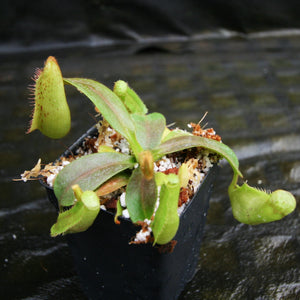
[18,57,296,299]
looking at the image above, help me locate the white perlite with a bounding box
[104,127,115,148]
[120,192,126,208]
[46,161,70,187]
[134,227,152,243]
[177,204,186,215]
[134,219,152,243]
[202,154,213,172]
[122,209,130,219]
[115,138,130,154]
[154,156,181,172]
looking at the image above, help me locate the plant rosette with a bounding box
[19,56,296,245]
[36,118,222,241]
[17,56,296,298]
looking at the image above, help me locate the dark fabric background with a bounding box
[1,0,300,50]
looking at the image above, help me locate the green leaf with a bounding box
[161,128,192,143]
[228,181,296,225]
[125,167,157,223]
[54,152,135,206]
[126,87,148,114]
[152,174,180,245]
[153,135,242,177]
[97,145,117,153]
[155,172,168,186]
[113,80,148,114]
[131,113,166,150]
[63,78,141,152]
[51,187,100,236]
[28,56,71,139]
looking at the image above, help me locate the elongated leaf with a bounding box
[95,171,130,196]
[125,167,157,222]
[126,86,148,114]
[131,113,166,150]
[51,188,100,236]
[63,78,139,149]
[161,128,192,143]
[114,80,148,114]
[152,174,180,245]
[153,135,242,177]
[54,152,135,206]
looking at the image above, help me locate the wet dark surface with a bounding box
[1,36,300,299]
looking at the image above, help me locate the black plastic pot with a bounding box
[41,126,218,300]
